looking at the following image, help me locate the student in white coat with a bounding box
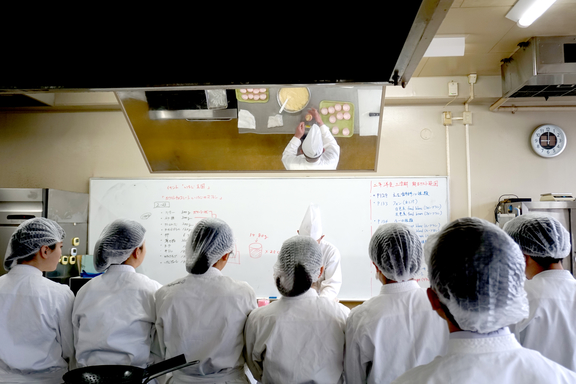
[244,235,349,384]
[503,214,576,371]
[155,218,257,384]
[0,218,73,384]
[72,219,162,369]
[297,203,342,300]
[392,217,576,384]
[345,223,448,384]
[282,108,340,170]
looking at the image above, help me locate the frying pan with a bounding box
[63,354,199,384]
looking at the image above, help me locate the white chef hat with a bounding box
[299,204,323,240]
[302,124,323,158]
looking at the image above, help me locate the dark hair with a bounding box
[190,254,210,275]
[17,243,57,264]
[276,264,312,297]
[530,256,563,269]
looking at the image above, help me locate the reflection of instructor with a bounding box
[281,108,340,170]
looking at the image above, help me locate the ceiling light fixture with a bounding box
[506,0,557,28]
[423,36,465,57]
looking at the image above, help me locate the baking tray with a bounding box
[318,100,354,137]
[236,88,270,103]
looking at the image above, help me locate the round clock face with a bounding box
[531,124,567,158]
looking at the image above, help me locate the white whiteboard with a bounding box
[89,177,449,300]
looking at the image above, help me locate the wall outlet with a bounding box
[448,81,458,96]
[463,111,472,125]
[442,111,452,125]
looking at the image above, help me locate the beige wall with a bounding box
[1,90,576,223]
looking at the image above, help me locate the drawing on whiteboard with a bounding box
[154,202,170,208]
[249,241,263,259]
[141,212,152,220]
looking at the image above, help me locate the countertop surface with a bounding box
[237,86,366,135]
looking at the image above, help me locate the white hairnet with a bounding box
[186,218,234,274]
[302,124,323,158]
[94,219,146,272]
[274,235,322,297]
[425,217,528,334]
[299,203,323,240]
[503,213,570,259]
[369,223,422,282]
[4,218,65,271]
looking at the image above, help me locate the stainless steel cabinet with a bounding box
[0,188,88,283]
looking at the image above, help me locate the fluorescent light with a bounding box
[424,37,465,57]
[506,0,557,28]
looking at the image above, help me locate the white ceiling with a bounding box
[414,0,576,78]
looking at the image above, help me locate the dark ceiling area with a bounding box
[0,1,432,91]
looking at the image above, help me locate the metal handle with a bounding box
[143,355,200,383]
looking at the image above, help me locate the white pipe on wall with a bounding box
[464,80,474,217]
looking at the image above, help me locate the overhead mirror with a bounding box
[116,85,383,172]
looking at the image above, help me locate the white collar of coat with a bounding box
[106,264,136,273]
[446,330,520,355]
[8,264,43,276]
[380,280,420,295]
[280,287,319,301]
[532,269,574,281]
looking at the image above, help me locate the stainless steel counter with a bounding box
[237,86,361,135]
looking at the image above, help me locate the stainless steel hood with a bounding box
[502,36,576,99]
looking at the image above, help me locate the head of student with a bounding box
[274,235,323,297]
[94,218,147,272]
[4,217,66,272]
[369,223,422,283]
[301,125,325,163]
[425,217,529,334]
[503,213,570,279]
[186,218,234,275]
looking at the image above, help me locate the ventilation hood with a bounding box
[0,0,452,93]
[502,36,576,99]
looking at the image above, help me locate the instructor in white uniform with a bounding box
[282,108,340,170]
[392,218,576,384]
[244,235,348,384]
[345,223,448,384]
[503,214,576,371]
[72,219,162,369]
[155,218,256,384]
[0,218,73,384]
[298,203,342,300]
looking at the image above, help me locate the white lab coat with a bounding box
[282,125,340,170]
[391,330,576,384]
[512,270,576,371]
[155,267,257,384]
[345,281,448,384]
[0,265,74,384]
[244,288,349,384]
[311,240,342,300]
[72,264,162,368]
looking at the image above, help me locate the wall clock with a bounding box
[531,124,567,158]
